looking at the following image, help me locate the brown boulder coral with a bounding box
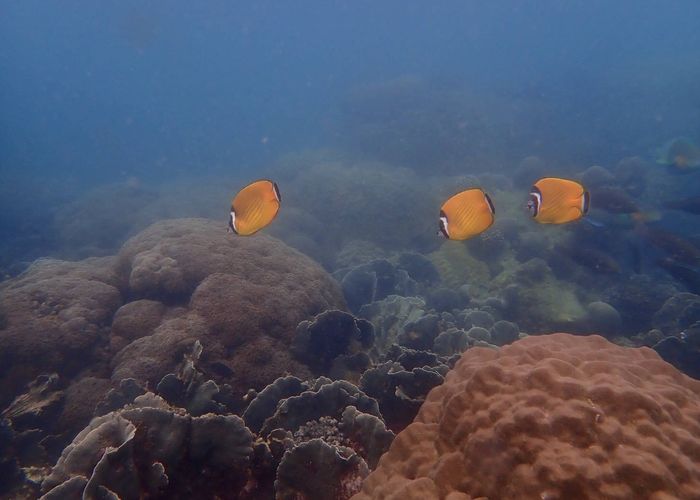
[354,333,700,500]
[0,257,122,406]
[111,218,346,393]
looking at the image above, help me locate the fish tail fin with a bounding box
[582,217,604,228]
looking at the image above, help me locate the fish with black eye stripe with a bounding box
[527,177,590,224]
[437,188,495,241]
[228,179,281,236]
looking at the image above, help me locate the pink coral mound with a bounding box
[354,333,700,500]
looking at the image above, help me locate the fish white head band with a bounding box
[527,190,541,217]
[438,214,449,238]
[228,211,238,234]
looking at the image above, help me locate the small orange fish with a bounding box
[528,177,589,224]
[228,179,281,235]
[439,188,495,240]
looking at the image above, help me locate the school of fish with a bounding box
[227,138,700,296]
[228,176,590,240]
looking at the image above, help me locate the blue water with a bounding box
[2,1,698,180]
[0,0,696,275]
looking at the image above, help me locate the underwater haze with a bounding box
[2,1,700,499]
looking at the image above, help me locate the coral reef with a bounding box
[579,164,615,188]
[654,334,700,380]
[246,375,395,499]
[337,259,418,314]
[41,394,254,499]
[33,338,395,500]
[652,292,700,335]
[496,258,588,331]
[275,438,369,500]
[279,159,437,253]
[0,217,348,496]
[360,351,446,433]
[292,309,375,376]
[582,301,622,336]
[359,295,427,357]
[111,218,346,393]
[425,287,469,313]
[0,257,122,407]
[353,333,700,500]
[396,252,441,286]
[603,274,677,334]
[258,379,381,436]
[428,242,491,292]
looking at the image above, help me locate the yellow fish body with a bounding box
[528,177,589,224]
[229,179,281,235]
[439,188,495,240]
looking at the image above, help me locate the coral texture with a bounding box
[111,218,346,393]
[0,257,122,406]
[354,333,700,500]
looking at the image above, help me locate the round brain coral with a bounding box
[112,218,346,394]
[353,333,700,500]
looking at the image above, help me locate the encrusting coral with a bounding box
[353,333,700,500]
